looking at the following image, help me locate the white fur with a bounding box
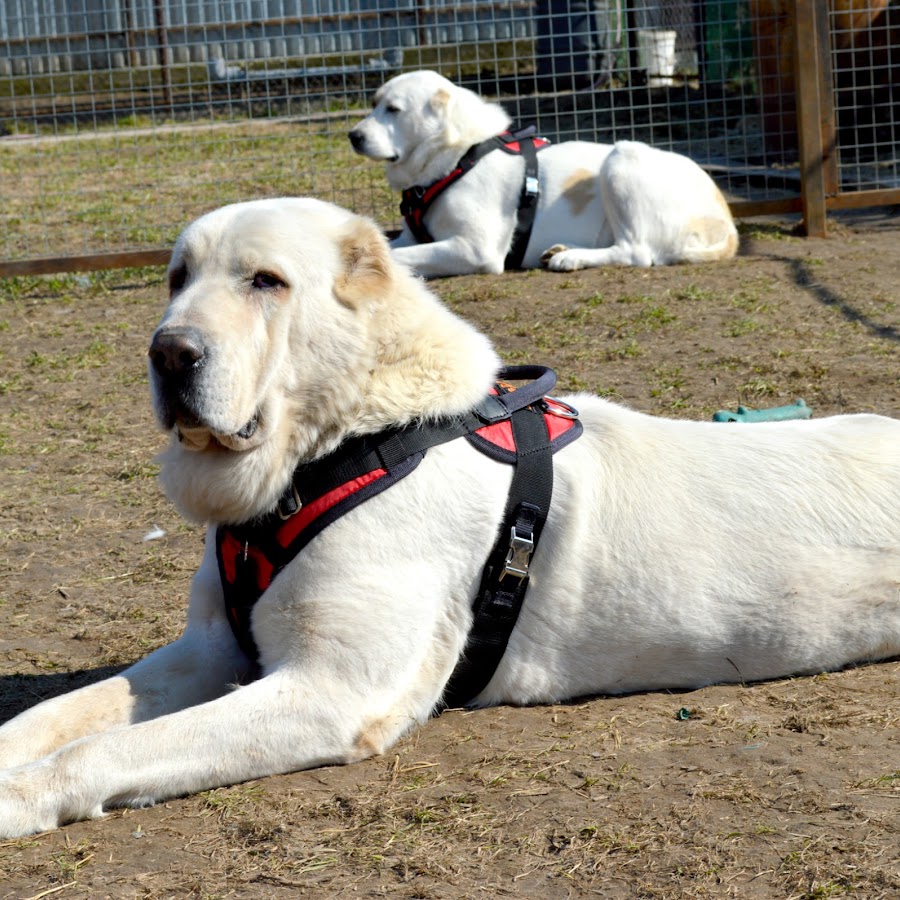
[0,198,896,839]
[348,70,739,276]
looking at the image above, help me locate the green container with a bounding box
[703,0,754,84]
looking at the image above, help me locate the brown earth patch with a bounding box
[0,215,898,899]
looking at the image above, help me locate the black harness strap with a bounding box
[505,134,541,271]
[218,453,423,662]
[399,139,495,246]
[215,365,582,707]
[288,364,557,488]
[400,125,549,270]
[441,402,554,708]
[271,366,553,518]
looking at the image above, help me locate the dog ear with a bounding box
[428,88,451,112]
[434,84,511,149]
[431,87,466,146]
[333,217,393,309]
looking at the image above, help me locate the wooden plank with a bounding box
[729,197,804,217]
[0,189,896,280]
[793,0,828,237]
[732,190,900,218]
[0,249,170,278]
[826,188,900,210]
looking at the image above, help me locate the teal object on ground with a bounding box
[712,400,812,423]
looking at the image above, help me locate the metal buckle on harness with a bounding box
[500,525,534,583]
[277,483,302,520]
[524,175,539,197]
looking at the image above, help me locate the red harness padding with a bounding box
[400,125,550,270]
[217,467,389,601]
[216,460,410,665]
[215,367,581,694]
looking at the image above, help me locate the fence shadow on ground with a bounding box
[786,256,900,343]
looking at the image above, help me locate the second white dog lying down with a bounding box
[349,69,738,276]
[0,198,896,840]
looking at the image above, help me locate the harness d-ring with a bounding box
[543,396,580,419]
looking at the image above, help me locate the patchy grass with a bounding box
[0,222,898,897]
[2,122,398,260]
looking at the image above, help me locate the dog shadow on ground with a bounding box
[0,667,127,726]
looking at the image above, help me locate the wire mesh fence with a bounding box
[1,1,899,273]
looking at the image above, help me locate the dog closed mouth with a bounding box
[236,414,260,440]
[176,410,262,453]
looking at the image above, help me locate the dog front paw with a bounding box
[541,245,584,272]
[0,767,56,838]
[0,762,101,839]
[539,244,570,267]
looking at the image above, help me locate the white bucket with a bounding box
[637,29,677,87]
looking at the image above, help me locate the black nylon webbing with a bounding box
[223,365,565,702]
[278,366,558,514]
[504,135,540,271]
[399,126,546,268]
[440,403,554,708]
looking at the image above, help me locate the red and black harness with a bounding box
[215,365,581,709]
[400,125,550,271]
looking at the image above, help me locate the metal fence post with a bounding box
[153,0,173,110]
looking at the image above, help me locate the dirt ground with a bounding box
[0,215,898,899]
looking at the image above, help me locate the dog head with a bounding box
[348,70,511,190]
[149,198,499,524]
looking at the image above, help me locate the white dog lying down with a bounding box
[348,69,738,276]
[0,198,897,839]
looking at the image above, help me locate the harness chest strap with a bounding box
[400,125,550,271]
[215,365,582,707]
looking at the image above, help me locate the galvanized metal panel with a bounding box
[1,0,531,72]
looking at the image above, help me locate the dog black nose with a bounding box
[149,327,207,377]
[348,129,365,150]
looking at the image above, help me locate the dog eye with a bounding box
[168,263,187,295]
[251,271,286,290]
[385,104,400,114]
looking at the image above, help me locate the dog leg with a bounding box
[0,666,418,838]
[541,242,653,271]
[392,237,506,276]
[0,619,251,770]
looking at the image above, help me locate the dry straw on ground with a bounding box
[1,216,898,898]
